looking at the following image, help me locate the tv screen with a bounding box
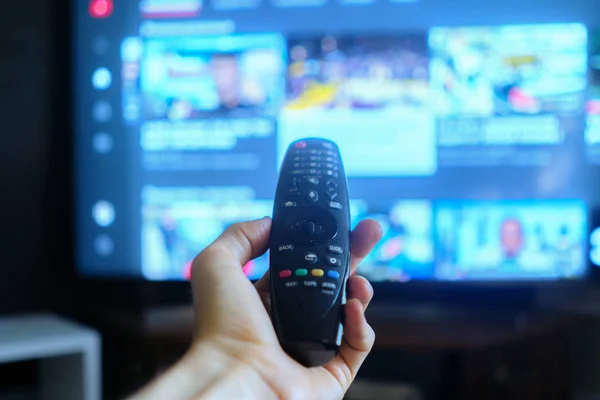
[74,0,600,283]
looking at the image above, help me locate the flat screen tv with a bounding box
[72,0,600,287]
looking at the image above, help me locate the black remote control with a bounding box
[269,138,350,367]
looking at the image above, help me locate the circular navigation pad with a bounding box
[285,206,339,246]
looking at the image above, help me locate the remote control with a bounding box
[269,138,350,367]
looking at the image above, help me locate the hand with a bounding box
[133,217,382,400]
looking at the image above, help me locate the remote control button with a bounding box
[286,221,298,233]
[328,245,343,254]
[311,269,325,277]
[325,163,337,170]
[278,244,295,252]
[304,177,320,185]
[284,201,297,208]
[285,281,298,287]
[302,162,320,168]
[329,201,343,210]
[287,187,300,196]
[324,170,338,178]
[304,281,318,287]
[322,282,336,289]
[307,156,320,161]
[290,169,305,176]
[322,142,334,149]
[295,269,308,276]
[326,180,338,199]
[324,156,336,163]
[304,189,319,202]
[322,289,335,296]
[304,253,318,264]
[279,270,292,278]
[308,149,319,155]
[327,270,340,279]
[295,141,307,149]
[284,206,339,245]
[308,169,320,175]
[298,220,316,236]
[315,223,325,236]
[326,257,341,267]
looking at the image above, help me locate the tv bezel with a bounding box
[56,0,600,313]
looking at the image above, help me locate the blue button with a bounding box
[327,270,340,279]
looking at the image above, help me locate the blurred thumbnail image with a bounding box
[587,32,600,115]
[279,35,437,178]
[139,0,203,19]
[141,200,273,281]
[350,199,369,229]
[355,200,434,282]
[429,23,588,116]
[435,200,587,280]
[286,35,429,111]
[139,34,286,120]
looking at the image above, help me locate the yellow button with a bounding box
[311,269,324,277]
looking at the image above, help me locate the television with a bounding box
[72,0,600,293]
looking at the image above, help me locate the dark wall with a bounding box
[0,0,65,314]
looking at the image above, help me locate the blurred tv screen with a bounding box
[75,0,600,282]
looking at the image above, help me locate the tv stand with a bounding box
[374,284,537,313]
[93,302,584,399]
[367,300,539,325]
[138,305,194,331]
[128,285,539,329]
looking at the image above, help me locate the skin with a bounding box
[130,217,383,400]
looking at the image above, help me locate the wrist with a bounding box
[185,340,277,400]
[129,339,277,400]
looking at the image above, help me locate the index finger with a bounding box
[349,219,382,273]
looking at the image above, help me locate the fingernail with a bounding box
[255,216,271,227]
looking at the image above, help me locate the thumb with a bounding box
[192,217,272,280]
[211,216,272,266]
[190,217,273,337]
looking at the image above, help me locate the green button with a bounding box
[295,269,308,276]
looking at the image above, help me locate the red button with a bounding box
[89,0,114,18]
[295,141,307,149]
[279,270,292,278]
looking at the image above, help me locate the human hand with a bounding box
[134,217,382,400]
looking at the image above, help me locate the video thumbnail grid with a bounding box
[122,24,600,172]
[140,188,588,283]
[125,24,595,282]
[585,32,600,162]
